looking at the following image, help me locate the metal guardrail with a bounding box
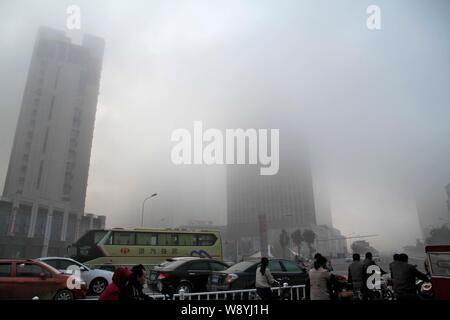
[148,283,306,301]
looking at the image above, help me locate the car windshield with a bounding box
[225,261,258,273]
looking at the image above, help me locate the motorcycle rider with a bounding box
[348,253,364,299]
[362,252,386,299]
[390,253,429,300]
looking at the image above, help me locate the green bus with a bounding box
[68,228,223,270]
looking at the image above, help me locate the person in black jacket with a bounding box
[120,264,152,301]
[361,252,386,300]
[391,254,429,300]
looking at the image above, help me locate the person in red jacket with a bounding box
[99,267,131,300]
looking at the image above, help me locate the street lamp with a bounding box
[141,193,158,227]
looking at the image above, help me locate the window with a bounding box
[282,260,304,273]
[112,232,135,245]
[136,233,157,246]
[195,234,217,246]
[42,128,49,153]
[48,96,55,120]
[429,253,450,277]
[54,66,62,89]
[268,260,283,272]
[36,160,44,189]
[0,263,11,277]
[178,234,196,246]
[42,259,58,269]
[16,263,50,278]
[94,231,107,243]
[209,261,227,271]
[158,233,178,246]
[188,261,209,271]
[59,259,81,271]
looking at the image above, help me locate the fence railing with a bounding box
[148,283,306,301]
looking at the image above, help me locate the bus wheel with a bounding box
[90,278,108,295]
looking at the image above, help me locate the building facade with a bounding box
[226,139,317,258]
[446,183,450,214]
[0,197,105,258]
[0,27,106,258]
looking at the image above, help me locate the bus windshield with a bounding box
[69,230,107,263]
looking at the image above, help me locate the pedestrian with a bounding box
[255,257,277,300]
[309,254,331,300]
[120,264,152,301]
[348,253,364,299]
[390,253,429,300]
[99,267,131,300]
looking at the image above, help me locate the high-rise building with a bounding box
[3,27,103,211]
[226,137,317,257]
[446,183,450,214]
[0,27,105,258]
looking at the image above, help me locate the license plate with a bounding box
[211,275,220,284]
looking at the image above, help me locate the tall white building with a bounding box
[0,27,105,258]
[3,27,103,211]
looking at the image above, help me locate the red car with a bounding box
[0,259,87,300]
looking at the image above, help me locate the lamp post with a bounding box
[141,193,157,227]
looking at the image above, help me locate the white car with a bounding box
[38,257,113,296]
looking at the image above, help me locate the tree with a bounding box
[279,229,290,259]
[350,240,378,255]
[302,229,316,258]
[426,225,450,245]
[291,229,304,257]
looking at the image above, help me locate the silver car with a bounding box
[38,257,113,296]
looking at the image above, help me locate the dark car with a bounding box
[207,259,309,294]
[148,257,230,294]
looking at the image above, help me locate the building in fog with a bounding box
[226,138,317,258]
[0,27,105,258]
[446,183,450,214]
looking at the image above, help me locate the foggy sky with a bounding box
[1,0,450,252]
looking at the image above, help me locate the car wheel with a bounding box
[54,289,74,301]
[90,278,108,295]
[176,282,192,294]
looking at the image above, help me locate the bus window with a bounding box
[94,231,107,243]
[170,234,178,245]
[178,234,195,246]
[158,233,178,246]
[136,233,157,246]
[195,234,217,246]
[76,230,106,246]
[113,232,135,245]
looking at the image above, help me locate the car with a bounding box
[206,259,309,295]
[38,257,113,295]
[0,259,86,300]
[148,257,230,294]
